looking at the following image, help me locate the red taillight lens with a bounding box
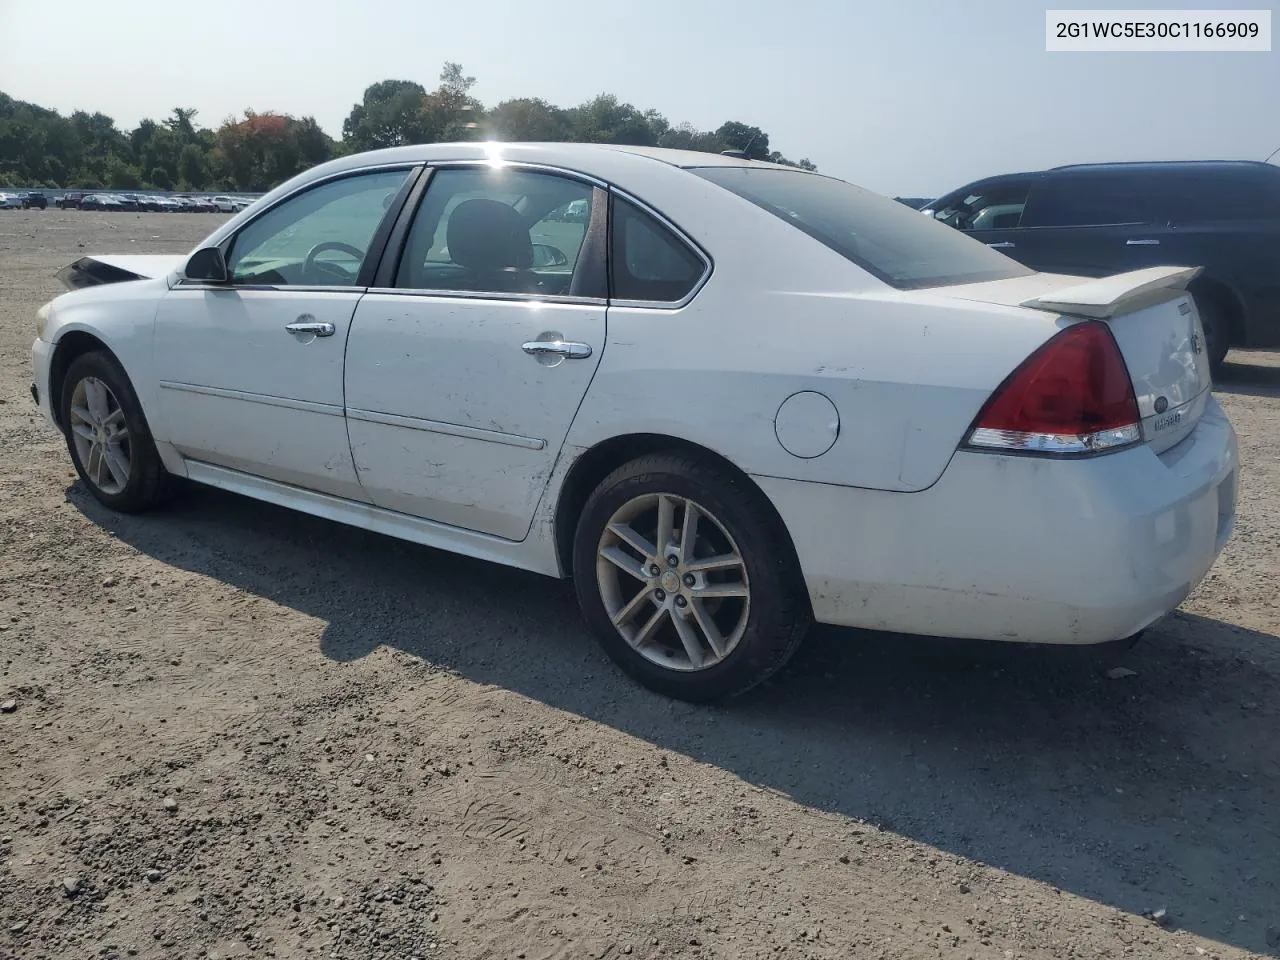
[965,321,1142,456]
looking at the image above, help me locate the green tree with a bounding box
[342,79,429,150]
[566,94,664,146]
[178,143,210,189]
[715,121,770,160]
[487,98,571,141]
[213,111,335,191]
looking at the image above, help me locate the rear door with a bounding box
[344,164,608,540]
[1018,170,1172,277]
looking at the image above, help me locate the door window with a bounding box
[609,196,707,303]
[226,169,411,287]
[395,167,596,296]
[930,179,1033,231]
[1160,171,1280,223]
[1022,173,1159,227]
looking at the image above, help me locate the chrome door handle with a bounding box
[1126,238,1160,246]
[986,241,1016,249]
[285,317,335,337]
[521,339,592,359]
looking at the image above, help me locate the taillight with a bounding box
[964,321,1141,456]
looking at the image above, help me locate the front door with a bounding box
[152,167,414,499]
[344,165,607,540]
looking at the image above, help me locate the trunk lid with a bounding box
[945,266,1212,454]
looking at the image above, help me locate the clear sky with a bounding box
[1,0,1276,195]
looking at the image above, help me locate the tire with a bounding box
[1194,295,1230,374]
[572,451,811,702]
[59,351,172,513]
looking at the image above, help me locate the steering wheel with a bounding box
[304,241,365,282]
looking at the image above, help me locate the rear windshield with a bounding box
[692,166,1033,290]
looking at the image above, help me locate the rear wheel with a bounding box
[572,452,811,702]
[59,351,172,513]
[1194,296,1230,374]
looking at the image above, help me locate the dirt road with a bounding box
[2,211,1279,960]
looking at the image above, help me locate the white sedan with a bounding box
[29,143,1238,701]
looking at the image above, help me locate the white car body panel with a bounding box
[345,295,605,540]
[152,288,369,501]
[761,396,1236,641]
[29,142,1240,648]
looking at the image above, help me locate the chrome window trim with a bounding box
[606,186,713,311]
[173,281,370,294]
[422,158,608,189]
[364,288,605,306]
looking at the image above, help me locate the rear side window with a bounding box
[1159,171,1280,223]
[1022,174,1158,227]
[694,167,1032,290]
[609,196,706,303]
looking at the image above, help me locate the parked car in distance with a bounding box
[175,196,216,212]
[923,160,1280,370]
[57,192,85,209]
[0,192,25,209]
[209,195,238,212]
[154,197,181,212]
[78,194,124,212]
[22,191,49,210]
[29,143,1238,702]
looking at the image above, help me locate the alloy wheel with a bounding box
[596,493,751,672]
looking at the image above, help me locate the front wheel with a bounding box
[59,351,172,513]
[572,452,811,702]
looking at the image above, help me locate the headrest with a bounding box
[446,199,532,271]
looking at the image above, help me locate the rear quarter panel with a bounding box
[562,169,1062,492]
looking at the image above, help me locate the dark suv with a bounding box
[22,191,48,210]
[924,160,1280,369]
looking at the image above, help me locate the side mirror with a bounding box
[185,246,228,283]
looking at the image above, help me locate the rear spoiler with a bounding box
[1019,266,1202,320]
[57,254,187,291]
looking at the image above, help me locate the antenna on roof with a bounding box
[1265,143,1280,164]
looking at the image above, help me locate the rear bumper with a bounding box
[756,397,1238,644]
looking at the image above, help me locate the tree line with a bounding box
[0,62,816,193]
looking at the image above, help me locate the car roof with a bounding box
[1050,159,1279,175]
[289,141,802,188]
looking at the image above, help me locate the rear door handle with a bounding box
[986,241,1016,249]
[1126,238,1160,246]
[521,339,592,359]
[285,317,335,337]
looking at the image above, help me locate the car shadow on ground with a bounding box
[75,480,1280,956]
[1215,354,1280,398]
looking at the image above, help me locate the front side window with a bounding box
[395,167,596,296]
[226,169,410,286]
[694,166,1032,290]
[930,179,1034,231]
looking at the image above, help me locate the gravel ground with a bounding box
[2,210,1279,960]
